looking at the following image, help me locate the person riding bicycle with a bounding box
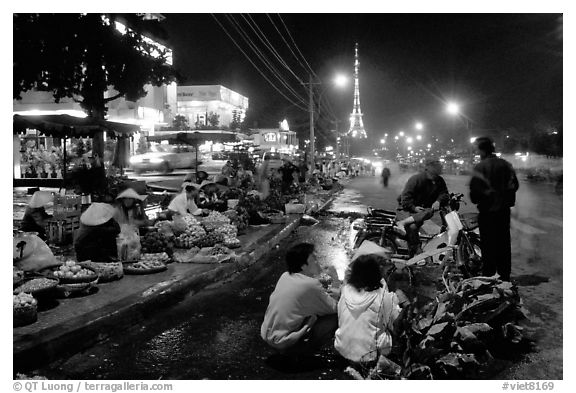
[395,159,449,257]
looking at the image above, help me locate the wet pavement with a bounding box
[31,218,356,380]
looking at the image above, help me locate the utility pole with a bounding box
[309,74,315,171]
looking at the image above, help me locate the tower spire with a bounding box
[348,42,367,138]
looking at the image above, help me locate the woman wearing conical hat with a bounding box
[19,191,53,240]
[74,203,120,262]
[113,188,149,229]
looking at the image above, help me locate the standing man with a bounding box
[381,166,391,187]
[396,159,449,257]
[469,137,519,281]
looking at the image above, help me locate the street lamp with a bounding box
[446,102,460,115]
[415,122,423,131]
[305,74,348,171]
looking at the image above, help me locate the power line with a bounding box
[225,14,308,109]
[211,14,309,112]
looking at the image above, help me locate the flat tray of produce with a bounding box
[123,260,168,275]
[13,276,59,296]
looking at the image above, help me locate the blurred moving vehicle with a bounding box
[129,144,200,173]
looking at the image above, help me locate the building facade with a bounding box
[176,85,249,128]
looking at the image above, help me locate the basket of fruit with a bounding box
[13,276,59,297]
[51,260,99,284]
[123,259,167,275]
[13,293,38,327]
[79,261,124,283]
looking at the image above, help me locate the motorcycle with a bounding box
[351,193,483,277]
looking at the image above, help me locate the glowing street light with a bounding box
[416,135,422,141]
[334,74,348,87]
[394,136,399,140]
[446,102,460,115]
[399,131,405,137]
[415,122,423,131]
[380,139,385,144]
[406,137,413,144]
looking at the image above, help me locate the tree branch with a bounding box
[103,93,124,103]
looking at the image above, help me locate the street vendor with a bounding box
[114,188,149,228]
[20,191,53,240]
[167,181,204,216]
[74,202,120,262]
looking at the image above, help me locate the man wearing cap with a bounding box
[469,137,519,281]
[396,159,449,257]
[20,191,53,240]
[114,188,149,229]
[75,203,120,262]
[167,182,204,217]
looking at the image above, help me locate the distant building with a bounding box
[249,127,298,155]
[176,85,249,128]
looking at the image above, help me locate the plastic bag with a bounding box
[116,224,142,262]
[171,216,187,235]
[13,232,59,272]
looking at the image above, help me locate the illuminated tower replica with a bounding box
[348,42,367,139]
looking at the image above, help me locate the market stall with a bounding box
[13,114,140,188]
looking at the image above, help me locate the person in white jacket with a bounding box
[334,254,401,364]
[261,243,339,354]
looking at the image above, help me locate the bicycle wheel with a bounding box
[457,234,483,277]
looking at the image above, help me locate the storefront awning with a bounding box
[13,114,140,139]
[147,131,244,144]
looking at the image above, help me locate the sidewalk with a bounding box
[13,190,339,371]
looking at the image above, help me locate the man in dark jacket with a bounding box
[469,137,519,281]
[396,159,449,257]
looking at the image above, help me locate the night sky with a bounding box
[160,13,562,144]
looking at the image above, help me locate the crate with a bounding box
[46,215,81,245]
[53,195,82,220]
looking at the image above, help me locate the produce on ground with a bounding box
[202,211,231,232]
[194,232,225,248]
[174,225,206,249]
[126,260,166,270]
[141,231,173,253]
[350,276,529,380]
[140,252,170,264]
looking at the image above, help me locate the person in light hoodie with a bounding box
[334,254,402,365]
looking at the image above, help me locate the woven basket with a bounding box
[79,262,124,283]
[56,278,99,297]
[53,266,99,284]
[13,303,38,327]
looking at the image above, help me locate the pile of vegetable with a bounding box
[201,211,231,232]
[141,231,173,253]
[349,276,530,380]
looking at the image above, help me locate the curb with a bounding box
[13,190,343,370]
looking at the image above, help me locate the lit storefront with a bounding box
[176,85,248,128]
